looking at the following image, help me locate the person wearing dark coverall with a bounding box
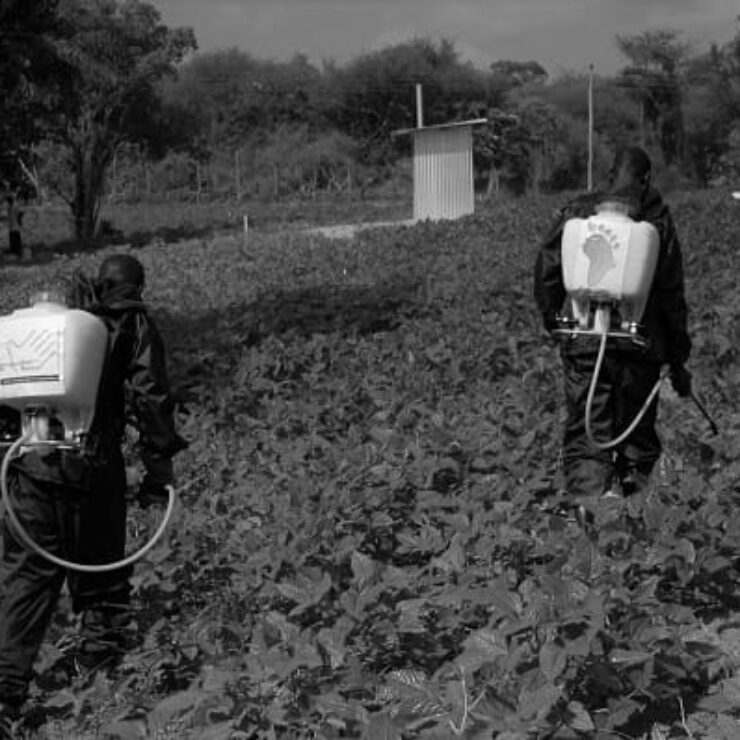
[533,146,692,502]
[0,255,187,730]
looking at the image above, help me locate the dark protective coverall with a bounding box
[533,187,691,498]
[0,279,187,709]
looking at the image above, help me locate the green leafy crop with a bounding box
[1,191,739,739]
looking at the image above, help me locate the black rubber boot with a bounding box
[76,604,132,673]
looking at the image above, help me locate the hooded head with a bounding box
[604,146,652,209]
[97,254,145,302]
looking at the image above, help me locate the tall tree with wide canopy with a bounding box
[0,0,67,194]
[328,38,505,166]
[694,21,740,179]
[169,48,326,152]
[615,30,690,166]
[50,0,196,243]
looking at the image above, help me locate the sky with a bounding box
[153,0,738,76]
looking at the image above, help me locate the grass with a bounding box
[0,193,415,260]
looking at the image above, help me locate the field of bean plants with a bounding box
[1,191,740,739]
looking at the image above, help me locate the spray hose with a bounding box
[584,322,668,451]
[0,436,175,573]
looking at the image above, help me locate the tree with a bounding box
[0,0,67,195]
[226,53,325,140]
[489,60,547,91]
[523,73,639,152]
[683,22,740,184]
[683,53,728,186]
[329,38,505,166]
[472,94,610,196]
[473,108,531,196]
[615,30,690,166]
[48,0,196,243]
[168,49,326,152]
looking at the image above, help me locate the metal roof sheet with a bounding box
[391,118,488,138]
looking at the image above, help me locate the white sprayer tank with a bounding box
[0,293,108,440]
[561,203,660,328]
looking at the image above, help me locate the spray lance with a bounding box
[550,200,717,450]
[0,291,175,573]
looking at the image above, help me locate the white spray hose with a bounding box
[0,436,175,573]
[584,320,667,451]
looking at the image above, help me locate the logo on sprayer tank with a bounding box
[583,221,621,288]
[0,328,62,384]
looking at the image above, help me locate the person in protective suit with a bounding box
[534,146,692,504]
[0,254,187,732]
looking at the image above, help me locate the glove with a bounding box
[136,458,173,509]
[670,364,692,398]
[137,477,171,509]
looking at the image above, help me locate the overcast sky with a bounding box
[153,0,738,75]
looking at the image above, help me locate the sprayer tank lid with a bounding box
[29,290,66,307]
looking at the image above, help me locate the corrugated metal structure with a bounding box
[394,119,487,222]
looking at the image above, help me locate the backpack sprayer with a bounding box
[550,201,667,450]
[0,292,174,573]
